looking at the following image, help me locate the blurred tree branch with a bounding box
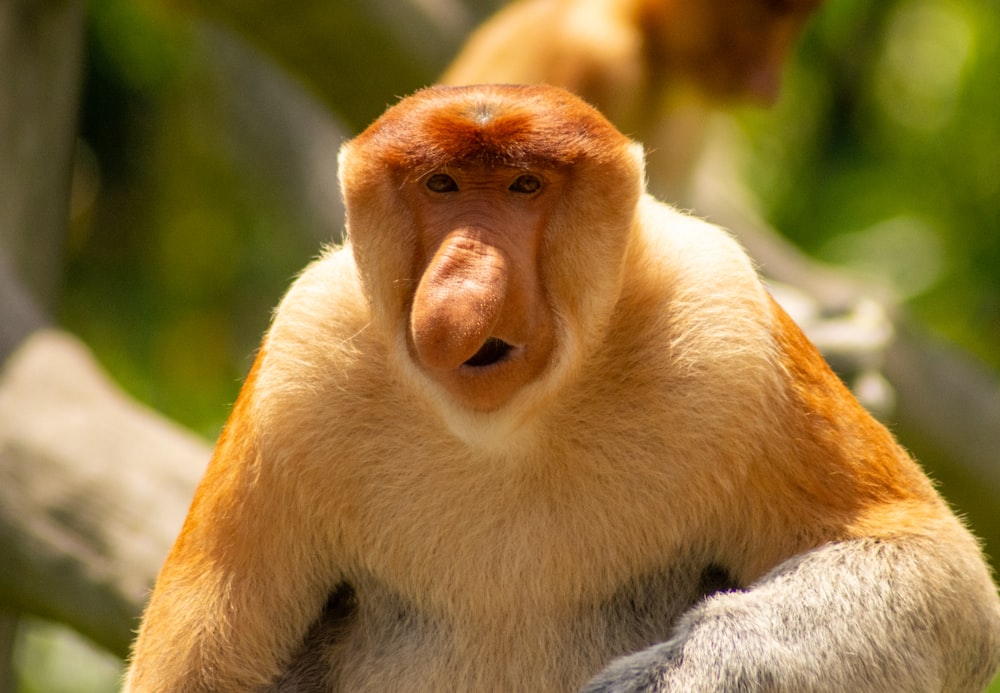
[0,327,208,657]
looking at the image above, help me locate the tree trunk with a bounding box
[0,0,85,308]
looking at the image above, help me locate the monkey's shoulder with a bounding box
[610,198,781,382]
[267,245,376,360]
[252,246,396,412]
[634,197,764,303]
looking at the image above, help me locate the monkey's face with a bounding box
[400,165,562,412]
[339,85,644,415]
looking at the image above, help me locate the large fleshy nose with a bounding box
[409,232,510,371]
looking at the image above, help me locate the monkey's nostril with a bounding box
[463,337,513,367]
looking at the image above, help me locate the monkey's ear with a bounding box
[627,142,647,189]
[337,141,357,212]
[335,136,411,330]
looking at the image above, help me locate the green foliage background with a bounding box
[747,0,1000,367]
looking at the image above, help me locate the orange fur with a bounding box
[125,85,1000,693]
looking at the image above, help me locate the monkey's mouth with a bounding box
[463,337,515,367]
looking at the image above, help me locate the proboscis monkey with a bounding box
[124,85,1000,693]
[441,0,823,198]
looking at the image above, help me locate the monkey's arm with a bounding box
[582,289,1000,693]
[123,356,337,693]
[583,532,1000,693]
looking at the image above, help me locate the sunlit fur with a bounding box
[124,85,1000,693]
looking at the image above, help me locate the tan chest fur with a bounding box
[251,217,827,691]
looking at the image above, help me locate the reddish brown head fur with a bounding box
[348,84,633,177]
[340,85,644,414]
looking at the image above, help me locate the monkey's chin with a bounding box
[435,344,543,413]
[393,327,572,448]
[402,327,554,412]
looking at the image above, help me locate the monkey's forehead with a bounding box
[349,84,634,174]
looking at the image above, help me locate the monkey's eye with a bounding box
[509,174,542,194]
[425,173,458,193]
